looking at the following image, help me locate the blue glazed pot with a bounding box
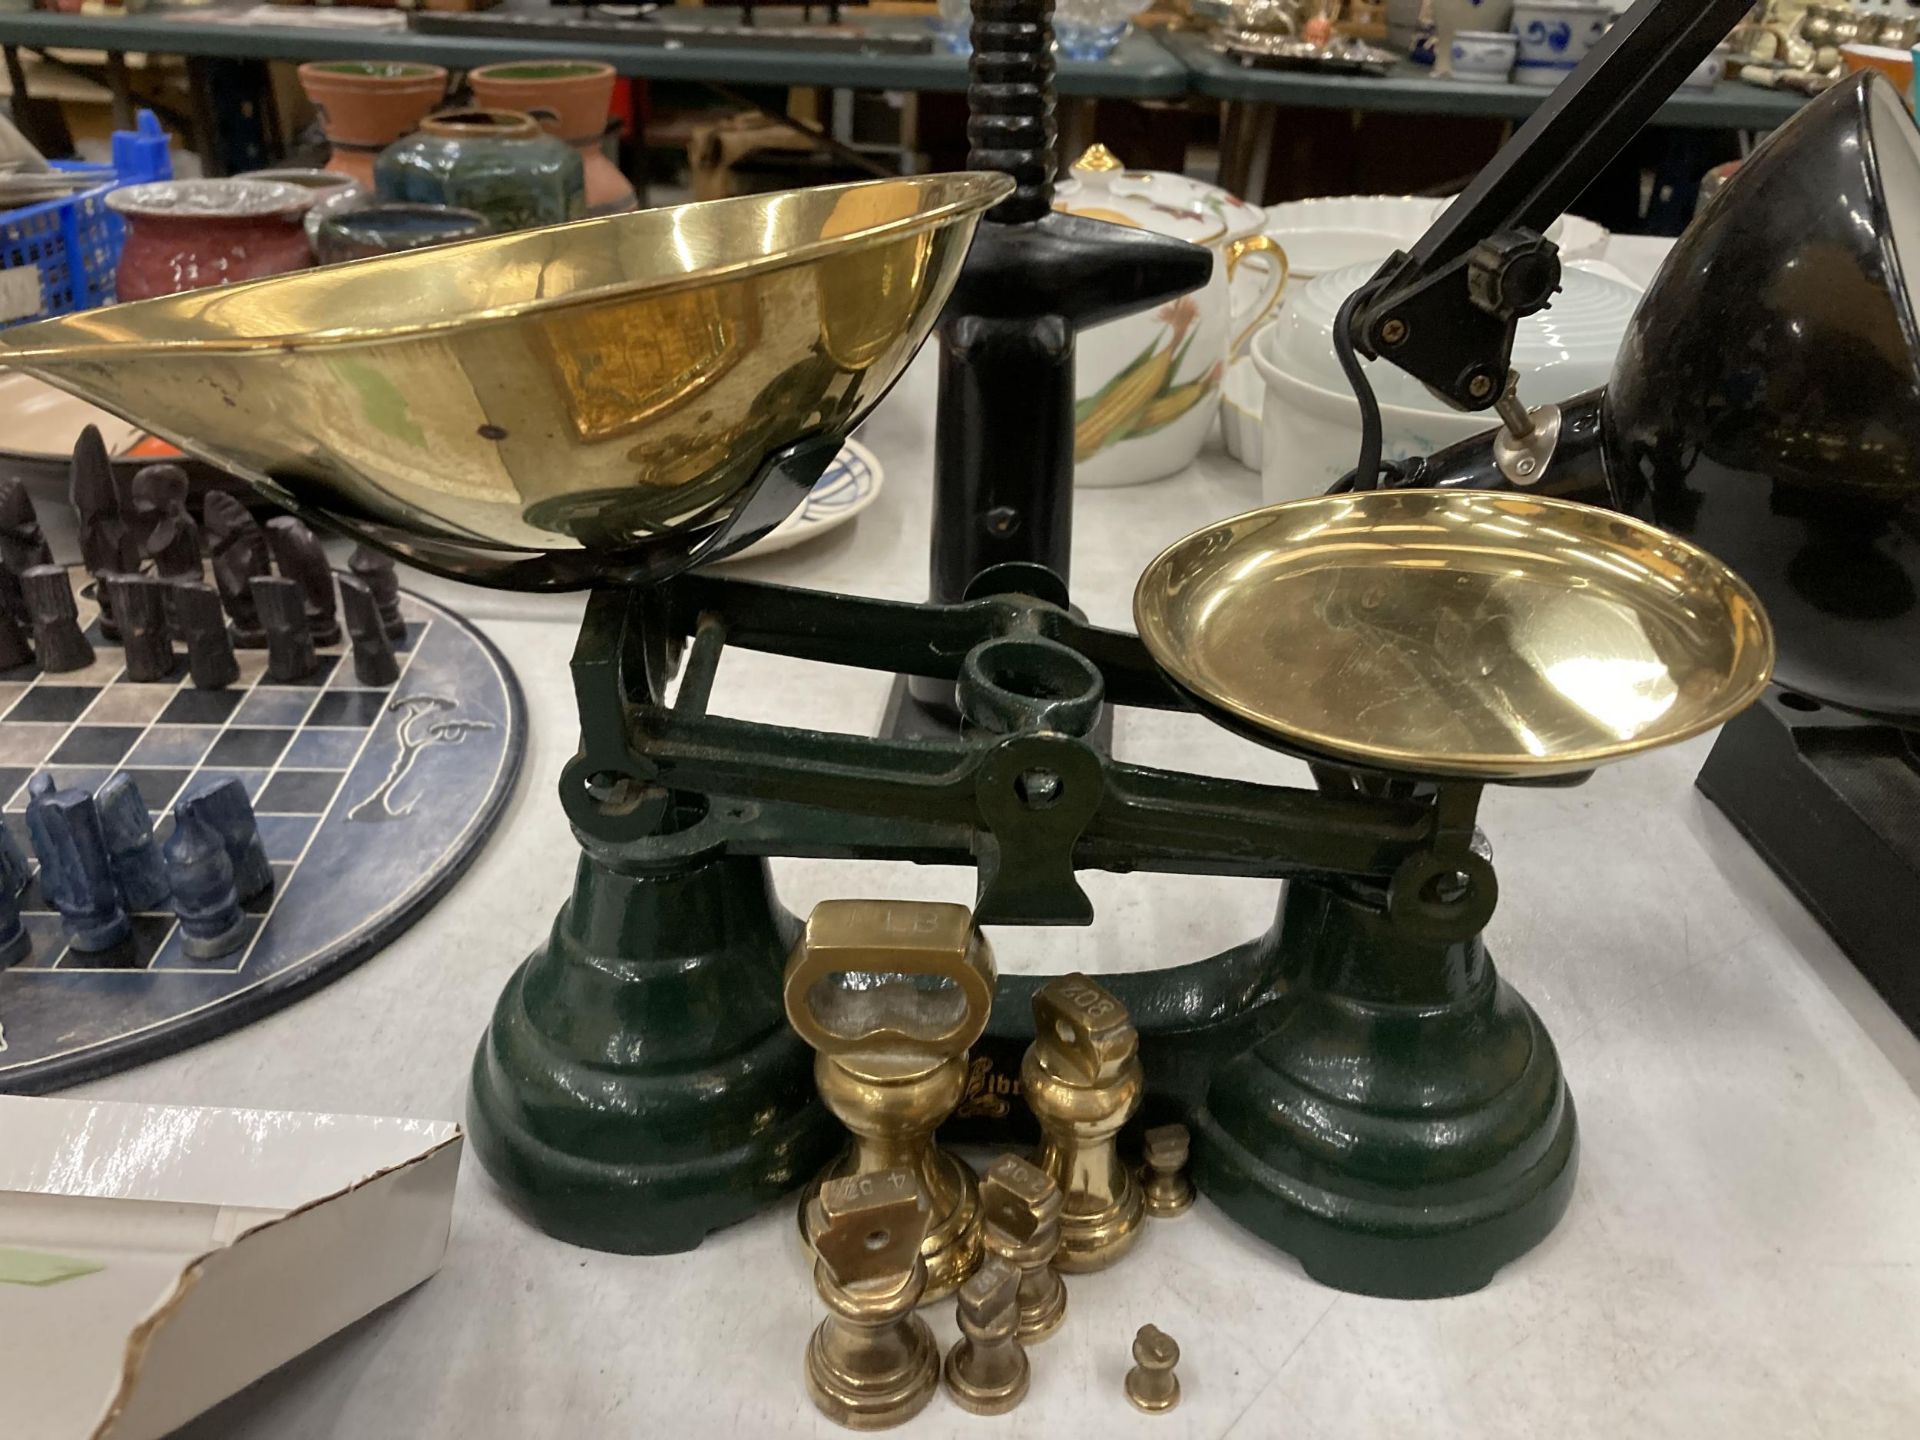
[374,109,586,234]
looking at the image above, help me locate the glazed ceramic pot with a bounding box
[238,167,366,248]
[1056,145,1289,488]
[1430,0,1513,75]
[297,61,448,190]
[1512,1,1613,87]
[468,60,638,216]
[105,179,314,302]
[313,202,492,264]
[375,109,586,235]
[1448,28,1518,80]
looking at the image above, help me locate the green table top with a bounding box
[1164,31,1807,130]
[0,4,1189,98]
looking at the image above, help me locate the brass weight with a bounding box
[784,900,996,1302]
[979,1154,1069,1343]
[1023,973,1146,1272]
[804,1168,941,1430]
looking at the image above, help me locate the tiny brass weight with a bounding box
[785,899,997,1302]
[980,1154,1069,1343]
[1142,1123,1195,1218]
[804,1168,941,1430]
[1023,973,1145,1271]
[1124,1324,1181,1413]
[943,1256,1031,1415]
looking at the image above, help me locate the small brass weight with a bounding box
[804,1168,941,1429]
[980,1154,1069,1342]
[785,900,996,1301]
[1024,972,1146,1270]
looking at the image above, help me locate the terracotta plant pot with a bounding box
[297,60,449,189]
[106,179,314,302]
[468,60,638,216]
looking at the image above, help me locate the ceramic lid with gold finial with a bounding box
[1052,144,1264,249]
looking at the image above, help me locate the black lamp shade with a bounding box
[1606,73,1920,720]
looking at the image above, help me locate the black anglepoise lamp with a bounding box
[1341,2,1920,1030]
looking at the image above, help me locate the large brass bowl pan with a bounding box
[1135,491,1775,781]
[0,173,1013,588]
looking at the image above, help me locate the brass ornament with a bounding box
[1133,491,1775,780]
[784,899,996,1302]
[942,1257,1031,1415]
[1022,974,1145,1272]
[804,1168,941,1431]
[979,1154,1069,1343]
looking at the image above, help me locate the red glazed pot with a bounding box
[107,180,316,302]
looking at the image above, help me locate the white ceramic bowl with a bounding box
[1220,350,1264,472]
[1272,258,1640,411]
[1450,29,1518,79]
[1251,326,1497,502]
[1512,1,1613,87]
[1258,194,1608,278]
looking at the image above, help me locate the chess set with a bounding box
[0,431,522,1094]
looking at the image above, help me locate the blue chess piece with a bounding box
[0,866,28,967]
[178,777,272,902]
[0,813,29,897]
[164,805,245,960]
[96,774,170,912]
[26,786,130,952]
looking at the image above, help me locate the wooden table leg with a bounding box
[1218,99,1278,203]
[105,50,134,133]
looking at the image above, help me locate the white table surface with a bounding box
[55,236,1920,1438]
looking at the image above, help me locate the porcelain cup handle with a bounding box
[1226,235,1289,357]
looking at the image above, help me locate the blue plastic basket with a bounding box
[0,112,172,330]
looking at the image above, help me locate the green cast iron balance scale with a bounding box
[0,2,1773,1300]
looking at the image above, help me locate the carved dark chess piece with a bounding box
[69,425,143,642]
[173,580,239,691]
[0,604,31,672]
[251,574,316,683]
[27,785,130,952]
[132,464,202,583]
[178,775,272,903]
[348,545,407,643]
[202,492,270,647]
[0,870,27,967]
[107,574,176,683]
[21,566,94,673]
[164,804,246,960]
[0,477,54,635]
[96,772,170,913]
[0,814,31,897]
[266,516,341,647]
[339,576,399,686]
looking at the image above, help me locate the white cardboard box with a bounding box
[0,1096,460,1440]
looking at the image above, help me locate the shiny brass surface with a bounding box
[980,1154,1068,1344]
[1124,1325,1181,1414]
[0,174,1011,584]
[1023,974,1145,1273]
[785,900,996,1303]
[1133,491,1776,780]
[805,1168,940,1431]
[942,1257,1030,1415]
[1141,1123,1195,1219]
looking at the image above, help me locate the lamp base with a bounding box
[1192,878,1578,1299]
[1698,692,1920,1036]
[467,811,838,1253]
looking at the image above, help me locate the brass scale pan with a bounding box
[0,182,1775,782]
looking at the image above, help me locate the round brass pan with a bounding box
[1134,490,1775,781]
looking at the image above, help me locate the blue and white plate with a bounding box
[732,436,884,560]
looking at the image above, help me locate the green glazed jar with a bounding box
[374,108,586,234]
